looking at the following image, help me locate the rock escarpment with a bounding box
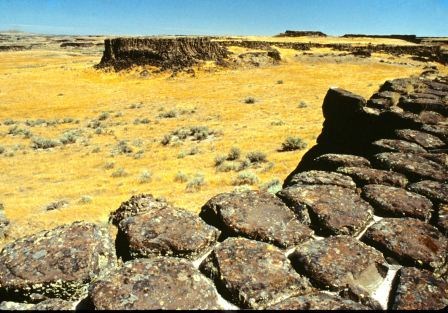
[0,74,447,310]
[97,37,229,71]
[276,30,327,37]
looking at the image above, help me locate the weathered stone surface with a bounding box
[313,153,371,171]
[372,138,427,153]
[277,185,373,236]
[200,237,312,309]
[265,292,369,310]
[0,299,77,310]
[438,203,448,235]
[89,257,221,310]
[421,124,448,143]
[361,184,433,221]
[398,97,447,115]
[395,129,446,149]
[118,206,219,260]
[109,193,171,226]
[339,284,383,310]
[391,267,448,310]
[336,166,408,188]
[285,170,356,189]
[0,222,116,301]
[418,152,448,167]
[290,236,387,292]
[362,218,447,273]
[418,110,446,125]
[407,180,448,203]
[200,191,312,248]
[374,152,448,182]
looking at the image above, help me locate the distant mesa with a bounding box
[276,30,327,37]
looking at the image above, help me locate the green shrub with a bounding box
[261,178,282,194]
[87,119,102,129]
[271,120,285,126]
[2,118,16,125]
[0,146,5,154]
[244,97,256,104]
[232,171,259,186]
[281,136,307,151]
[114,140,133,154]
[233,185,252,193]
[31,136,60,149]
[237,158,252,171]
[174,171,188,183]
[186,174,205,192]
[246,151,267,163]
[214,154,227,166]
[276,80,284,84]
[158,110,177,118]
[298,101,308,108]
[59,129,81,145]
[104,161,115,169]
[98,112,110,121]
[227,146,241,161]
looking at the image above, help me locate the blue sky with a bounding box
[0,0,447,36]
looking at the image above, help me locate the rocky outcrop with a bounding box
[97,37,229,70]
[276,30,327,37]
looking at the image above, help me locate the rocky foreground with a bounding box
[0,70,447,310]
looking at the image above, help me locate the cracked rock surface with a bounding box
[285,170,356,189]
[200,190,313,248]
[199,237,313,309]
[336,166,408,187]
[89,257,221,310]
[313,154,371,171]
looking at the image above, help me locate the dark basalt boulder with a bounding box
[0,222,116,302]
[395,129,445,149]
[265,292,369,310]
[421,124,448,143]
[312,153,371,171]
[289,236,388,292]
[199,191,313,248]
[199,237,313,309]
[322,87,366,122]
[374,152,448,182]
[390,267,448,310]
[117,206,220,260]
[89,257,221,310]
[336,166,408,188]
[398,97,448,115]
[361,184,433,221]
[362,218,447,274]
[371,138,427,153]
[277,185,373,236]
[285,170,356,189]
[109,194,171,226]
[407,180,448,203]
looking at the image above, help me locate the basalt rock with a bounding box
[277,184,373,236]
[361,184,433,221]
[312,154,371,171]
[437,203,448,235]
[371,138,427,153]
[0,298,77,310]
[407,180,448,203]
[97,37,229,71]
[276,30,327,37]
[117,206,220,260]
[362,218,447,274]
[0,222,116,302]
[289,236,388,292]
[284,170,356,189]
[199,191,313,248]
[336,166,408,188]
[395,129,446,149]
[199,237,313,309]
[390,267,448,310]
[89,257,221,310]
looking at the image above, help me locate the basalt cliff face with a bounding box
[0,72,447,310]
[97,37,229,71]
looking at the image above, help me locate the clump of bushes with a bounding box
[186,174,205,192]
[271,120,285,126]
[174,171,188,183]
[232,171,259,186]
[98,112,110,121]
[31,136,60,149]
[244,97,256,104]
[227,146,241,161]
[133,118,150,125]
[158,110,177,119]
[298,101,307,108]
[112,140,133,155]
[280,136,307,151]
[79,195,93,204]
[161,126,218,145]
[2,118,16,125]
[8,126,32,138]
[59,129,82,145]
[0,146,5,154]
[246,151,267,163]
[261,178,282,194]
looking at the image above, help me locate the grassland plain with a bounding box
[1,36,446,247]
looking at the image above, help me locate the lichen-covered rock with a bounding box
[407,180,448,203]
[117,206,220,259]
[374,152,448,182]
[199,237,313,309]
[362,218,447,274]
[0,298,77,310]
[89,257,221,310]
[0,222,116,301]
[421,124,448,143]
[265,292,369,310]
[437,203,448,235]
[395,129,446,149]
[285,170,356,189]
[391,267,448,310]
[277,185,373,236]
[290,236,387,292]
[109,194,171,226]
[313,153,371,171]
[372,139,427,153]
[336,166,408,188]
[199,191,312,248]
[361,184,433,221]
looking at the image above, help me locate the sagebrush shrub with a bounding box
[281,136,307,151]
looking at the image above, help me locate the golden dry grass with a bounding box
[0,38,444,247]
